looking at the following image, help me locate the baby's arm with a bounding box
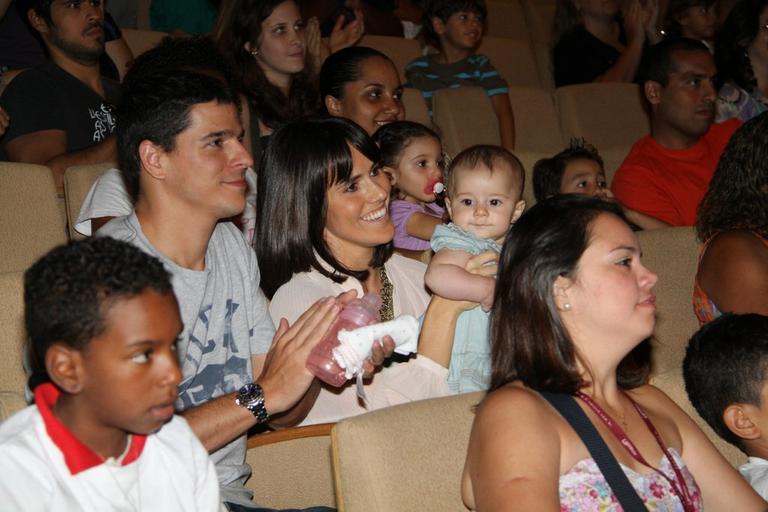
[425,249,496,311]
[406,211,445,242]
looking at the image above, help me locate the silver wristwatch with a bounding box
[235,383,269,424]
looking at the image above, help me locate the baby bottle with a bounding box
[306,293,382,387]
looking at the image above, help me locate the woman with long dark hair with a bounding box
[214,0,363,162]
[462,195,763,510]
[256,117,457,424]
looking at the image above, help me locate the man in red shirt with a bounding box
[612,38,741,226]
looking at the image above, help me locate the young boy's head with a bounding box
[25,237,183,442]
[445,144,525,244]
[683,313,768,456]
[424,0,487,53]
[533,139,608,203]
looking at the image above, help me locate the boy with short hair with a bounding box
[0,237,223,511]
[683,313,768,499]
[405,0,515,151]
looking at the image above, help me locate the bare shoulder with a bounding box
[703,231,768,267]
[472,384,561,439]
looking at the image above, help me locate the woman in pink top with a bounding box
[462,195,764,511]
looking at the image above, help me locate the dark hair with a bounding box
[696,112,768,242]
[489,195,650,393]
[319,46,394,103]
[372,120,441,169]
[118,69,236,200]
[255,117,392,298]
[16,0,53,25]
[683,313,768,451]
[24,237,172,381]
[714,0,768,93]
[663,0,717,38]
[446,144,524,196]
[122,35,235,87]
[213,0,319,131]
[533,138,604,202]
[423,0,487,48]
[639,37,712,87]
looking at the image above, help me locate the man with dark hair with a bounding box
[98,56,385,510]
[611,37,741,226]
[0,0,119,192]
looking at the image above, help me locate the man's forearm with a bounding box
[180,391,260,453]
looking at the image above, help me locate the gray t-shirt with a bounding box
[99,212,274,506]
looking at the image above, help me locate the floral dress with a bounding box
[559,448,703,511]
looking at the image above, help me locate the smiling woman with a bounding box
[255,117,450,425]
[319,46,405,135]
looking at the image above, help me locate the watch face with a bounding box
[239,383,257,398]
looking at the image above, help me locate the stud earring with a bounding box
[563,303,572,311]
[250,48,260,56]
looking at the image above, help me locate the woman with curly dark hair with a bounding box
[694,112,768,324]
[714,0,768,122]
[213,0,363,164]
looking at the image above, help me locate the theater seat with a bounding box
[64,162,116,240]
[0,162,67,273]
[477,37,542,88]
[0,271,28,422]
[555,83,650,150]
[245,423,336,508]
[485,0,530,41]
[359,35,421,82]
[521,0,556,44]
[332,391,483,511]
[432,86,499,157]
[636,226,700,376]
[402,87,431,128]
[507,86,563,153]
[122,28,168,58]
[514,149,551,209]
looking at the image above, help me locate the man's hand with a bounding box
[257,296,343,416]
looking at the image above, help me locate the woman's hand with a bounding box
[305,16,328,73]
[622,0,646,45]
[642,0,662,44]
[329,9,365,54]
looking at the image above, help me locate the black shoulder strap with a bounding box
[540,391,648,511]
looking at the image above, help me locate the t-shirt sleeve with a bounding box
[611,162,681,225]
[75,168,133,237]
[391,200,418,237]
[249,251,276,355]
[474,55,508,96]
[0,71,62,149]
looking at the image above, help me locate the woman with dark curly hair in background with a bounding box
[694,112,768,324]
[714,0,768,122]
